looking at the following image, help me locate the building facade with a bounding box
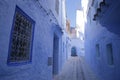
[84,0,120,80]
[0,0,67,80]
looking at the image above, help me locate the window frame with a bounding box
[7,5,35,66]
[96,44,100,58]
[106,43,114,65]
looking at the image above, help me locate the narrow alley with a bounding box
[0,0,120,80]
[54,57,98,80]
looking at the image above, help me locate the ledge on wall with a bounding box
[93,0,109,21]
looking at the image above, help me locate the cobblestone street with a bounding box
[54,57,99,80]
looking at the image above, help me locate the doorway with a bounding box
[53,34,59,76]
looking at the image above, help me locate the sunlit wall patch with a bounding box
[7,5,35,65]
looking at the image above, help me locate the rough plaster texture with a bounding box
[0,0,66,80]
[85,1,120,80]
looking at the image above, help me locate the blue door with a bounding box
[53,34,59,75]
[71,46,77,56]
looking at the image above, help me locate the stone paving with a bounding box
[54,56,99,80]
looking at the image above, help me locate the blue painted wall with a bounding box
[0,0,63,80]
[85,0,120,80]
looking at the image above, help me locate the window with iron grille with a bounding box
[7,6,35,65]
[55,0,59,15]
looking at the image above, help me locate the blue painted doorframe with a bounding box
[53,34,59,75]
[52,23,63,76]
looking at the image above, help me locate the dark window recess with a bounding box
[8,6,35,64]
[96,44,100,57]
[106,43,114,65]
[55,0,59,15]
[63,43,64,53]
